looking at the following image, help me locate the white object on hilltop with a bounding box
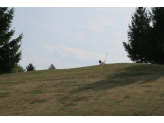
[99,60,106,65]
[98,53,108,65]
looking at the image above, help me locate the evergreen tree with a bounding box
[48,64,56,70]
[149,7,164,64]
[0,7,23,73]
[26,63,35,71]
[123,7,151,63]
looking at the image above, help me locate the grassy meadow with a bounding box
[0,63,164,116]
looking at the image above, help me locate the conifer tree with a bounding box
[0,7,23,73]
[26,63,36,71]
[123,7,151,63]
[48,64,56,70]
[149,7,164,64]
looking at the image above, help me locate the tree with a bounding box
[0,7,23,74]
[26,63,36,71]
[123,7,151,63]
[148,7,164,64]
[48,64,56,70]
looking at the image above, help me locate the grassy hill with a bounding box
[0,63,164,116]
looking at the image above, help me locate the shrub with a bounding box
[26,63,36,71]
[48,64,56,70]
[11,64,25,73]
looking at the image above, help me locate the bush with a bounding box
[0,64,25,75]
[48,64,56,70]
[26,63,36,71]
[11,64,25,73]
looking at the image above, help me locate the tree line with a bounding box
[25,63,56,72]
[1,7,164,74]
[11,63,56,73]
[1,63,56,74]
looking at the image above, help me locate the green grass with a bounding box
[30,89,43,94]
[1,63,164,116]
[0,92,10,98]
[30,99,47,104]
[72,96,88,102]
[141,85,152,87]
[124,95,131,99]
[0,104,13,109]
[160,93,164,96]
[64,102,76,107]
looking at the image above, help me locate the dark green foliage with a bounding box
[0,92,10,98]
[149,7,164,64]
[26,63,36,71]
[123,7,164,64]
[123,7,151,63]
[0,7,23,74]
[48,64,56,70]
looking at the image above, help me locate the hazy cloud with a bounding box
[43,44,106,61]
[90,7,136,13]
[74,15,123,35]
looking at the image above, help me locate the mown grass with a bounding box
[30,99,48,104]
[0,92,10,98]
[0,63,164,116]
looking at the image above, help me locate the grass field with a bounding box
[0,63,164,116]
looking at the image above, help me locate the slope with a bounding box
[0,63,164,116]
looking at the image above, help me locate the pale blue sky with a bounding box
[7,6,151,70]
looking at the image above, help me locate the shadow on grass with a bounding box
[70,64,164,94]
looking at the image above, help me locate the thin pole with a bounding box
[104,52,108,62]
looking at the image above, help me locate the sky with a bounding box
[3,1,153,70]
